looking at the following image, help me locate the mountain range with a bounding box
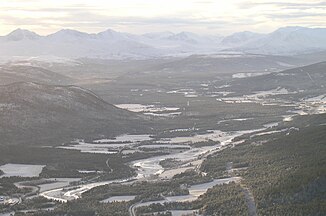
[0,26,326,59]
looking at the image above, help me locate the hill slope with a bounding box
[0,82,149,146]
[228,61,326,95]
[235,26,326,55]
[0,65,72,85]
[201,113,326,215]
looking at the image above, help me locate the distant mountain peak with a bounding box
[221,31,264,47]
[276,26,308,32]
[0,26,325,58]
[177,31,196,36]
[57,29,82,33]
[6,28,41,41]
[49,29,92,38]
[102,28,119,33]
[167,31,201,43]
[96,29,127,40]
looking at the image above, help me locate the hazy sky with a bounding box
[0,0,325,35]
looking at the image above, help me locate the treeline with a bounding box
[0,176,37,195]
[15,200,130,216]
[0,146,110,178]
[84,181,189,202]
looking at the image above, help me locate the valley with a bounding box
[0,53,325,216]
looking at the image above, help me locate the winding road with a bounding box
[241,183,257,216]
[128,202,139,216]
[226,162,257,216]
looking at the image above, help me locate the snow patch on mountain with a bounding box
[0,26,325,59]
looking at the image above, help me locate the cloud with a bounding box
[0,0,325,35]
[239,1,326,9]
[265,12,326,19]
[0,14,229,29]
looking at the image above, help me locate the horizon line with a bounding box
[1,25,324,37]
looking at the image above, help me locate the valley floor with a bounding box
[0,57,325,216]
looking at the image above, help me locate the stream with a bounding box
[39,124,272,203]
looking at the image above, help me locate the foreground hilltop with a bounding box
[0,65,72,85]
[0,82,150,146]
